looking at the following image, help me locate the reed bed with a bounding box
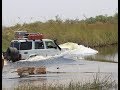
[2,13,118,51]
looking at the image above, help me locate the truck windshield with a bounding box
[45,41,57,49]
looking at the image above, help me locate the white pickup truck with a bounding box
[4,31,65,62]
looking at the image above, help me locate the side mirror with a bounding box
[54,39,57,43]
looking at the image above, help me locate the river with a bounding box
[2,44,118,90]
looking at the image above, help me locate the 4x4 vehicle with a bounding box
[4,31,63,62]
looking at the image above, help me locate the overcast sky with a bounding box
[2,0,118,26]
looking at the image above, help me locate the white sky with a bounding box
[2,0,118,26]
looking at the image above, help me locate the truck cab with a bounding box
[5,31,63,62]
[10,39,61,60]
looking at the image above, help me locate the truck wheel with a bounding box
[6,47,20,62]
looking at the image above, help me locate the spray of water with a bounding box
[4,42,98,64]
[20,42,98,62]
[59,42,98,60]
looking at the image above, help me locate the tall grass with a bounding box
[2,14,118,51]
[14,73,117,90]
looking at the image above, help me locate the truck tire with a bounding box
[6,47,20,62]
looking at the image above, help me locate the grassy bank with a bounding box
[2,13,118,51]
[14,73,117,90]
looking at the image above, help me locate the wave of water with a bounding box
[30,42,98,60]
[22,42,98,61]
[59,42,98,59]
[3,42,98,73]
[4,42,98,66]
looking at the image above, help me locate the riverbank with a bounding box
[2,13,118,51]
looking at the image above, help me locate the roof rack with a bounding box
[14,31,44,40]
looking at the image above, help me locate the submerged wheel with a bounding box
[6,47,20,62]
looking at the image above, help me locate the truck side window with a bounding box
[35,42,44,49]
[45,41,57,49]
[20,42,32,50]
[10,42,20,50]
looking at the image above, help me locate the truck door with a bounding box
[44,41,60,56]
[34,41,45,56]
[19,41,33,59]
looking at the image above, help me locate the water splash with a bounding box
[60,42,98,59]
[3,42,98,66]
[59,42,98,54]
[19,42,98,62]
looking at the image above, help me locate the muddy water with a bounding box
[92,45,118,62]
[2,45,118,90]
